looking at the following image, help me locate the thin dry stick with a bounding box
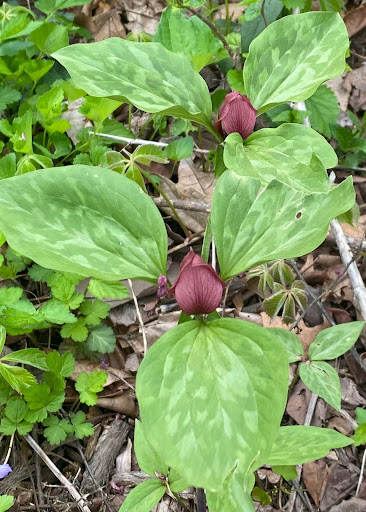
[25,434,92,512]
[128,279,148,356]
[89,131,210,154]
[153,197,210,213]
[330,219,366,321]
[356,448,366,496]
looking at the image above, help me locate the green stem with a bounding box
[209,0,214,22]
[139,167,190,237]
[225,0,230,35]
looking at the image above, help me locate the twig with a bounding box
[3,433,14,465]
[330,219,366,322]
[356,449,366,495]
[25,435,92,512]
[196,488,207,512]
[128,279,148,356]
[153,197,211,213]
[182,4,236,62]
[89,131,210,154]
[167,232,205,255]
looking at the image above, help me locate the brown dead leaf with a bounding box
[343,5,366,38]
[286,381,326,425]
[125,352,140,372]
[159,159,215,232]
[329,497,366,512]
[303,459,328,506]
[62,98,92,145]
[319,462,359,511]
[75,0,126,41]
[341,377,366,408]
[326,74,352,112]
[124,0,165,35]
[97,392,137,416]
[344,67,366,112]
[116,438,132,473]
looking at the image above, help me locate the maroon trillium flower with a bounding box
[214,91,257,140]
[168,249,226,316]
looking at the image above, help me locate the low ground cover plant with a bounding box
[0,0,365,511]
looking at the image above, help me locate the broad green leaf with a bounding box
[137,318,288,490]
[206,465,255,512]
[154,6,224,71]
[0,326,5,353]
[320,0,343,12]
[224,124,336,193]
[0,495,14,512]
[24,59,54,84]
[119,479,166,512]
[0,153,16,180]
[272,465,298,481]
[0,166,167,283]
[53,39,212,128]
[85,325,116,354]
[79,96,122,125]
[299,360,341,410]
[252,487,271,506]
[134,420,168,477]
[244,12,349,113]
[241,0,283,53]
[0,86,21,110]
[266,426,352,465]
[305,85,340,137]
[356,407,366,426]
[0,363,36,393]
[354,424,366,447]
[164,137,194,161]
[132,145,168,165]
[267,327,304,363]
[2,348,48,370]
[211,171,354,281]
[308,322,364,361]
[29,22,68,54]
[88,279,129,300]
[35,0,93,14]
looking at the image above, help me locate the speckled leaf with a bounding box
[299,360,341,410]
[0,166,167,283]
[308,322,364,361]
[211,171,354,281]
[244,12,349,113]
[224,124,337,193]
[53,39,212,128]
[267,327,304,363]
[266,426,352,465]
[119,479,165,512]
[137,318,289,490]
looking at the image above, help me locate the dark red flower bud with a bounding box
[168,249,226,316]
[214,91,257,140]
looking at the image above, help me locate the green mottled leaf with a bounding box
[299,361,341,410]
[267,327,304,363]
[241,0,283,53]
[308,322,364,361]
[137,318,288,489]
[134,420,168,477]
[266,426,352,465]
[244,12,349,113]
[0,166,167,283]
[206,466,255,512]
[224,124,336,193]
[211,171,354,280]
[305,85,340,137]
[53,39,212,128]
[154,6,224,71]
[119,479,166,512]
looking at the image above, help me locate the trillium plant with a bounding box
[0,5,362,512]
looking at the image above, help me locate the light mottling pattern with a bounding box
[224,124,337,193]
[0,166,167,282]
[211,171,355,281]
[244,12,349,113]
[154,7,223,71]
[136,318,288,491]
[53,39,212,127]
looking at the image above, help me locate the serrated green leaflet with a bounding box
[300,361,341,410]
[53,39,212,128]
[154,6,224,71]
[267,328,304,363]
[244,12,349,113]
[224,124,336,193]
[0,166,167,283]
[211,171,355,281]
[2,348,47,370]
[119,479,166,512]
[85,325,116,354]
[308,322,364,361]
[266,426,352,465]
[137,318,288,490]
[0,326,5,353]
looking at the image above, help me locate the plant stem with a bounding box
[225,0,230,35]
[3,433,14,465]
[139,168,190,237]
[260,0,268,27]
